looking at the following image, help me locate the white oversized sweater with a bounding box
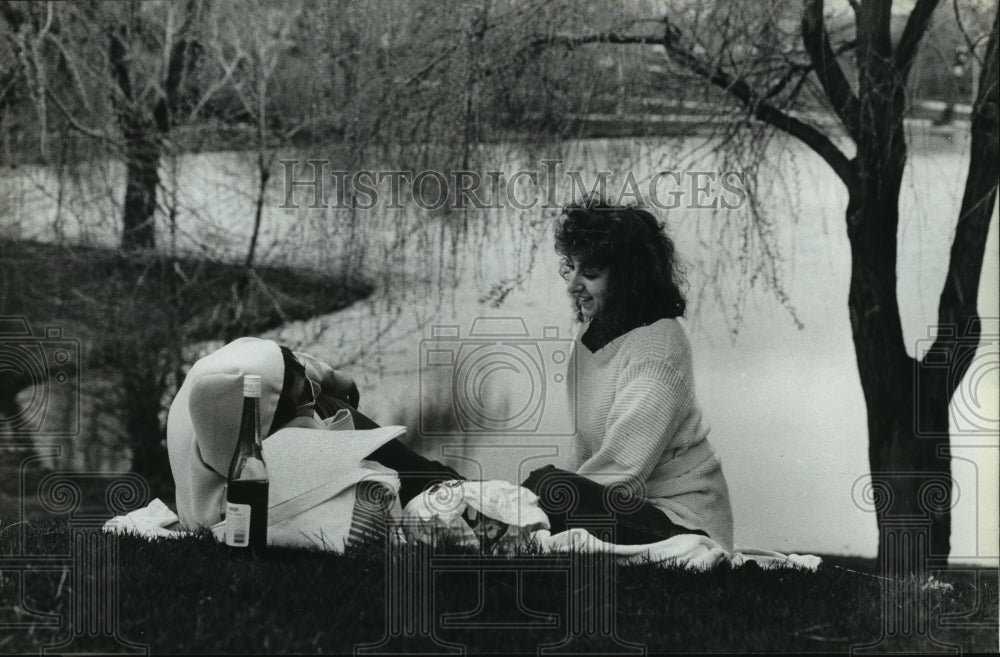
[568,318,734,551]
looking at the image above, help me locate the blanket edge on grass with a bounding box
[104,498,821,571]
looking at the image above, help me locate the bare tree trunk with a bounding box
[244,169,269,271]
[123,362,171,494]
[111,2,200,251]
[850,4,998,568]
[121,115,161,250]
[840,0,967,569]
[846,184,952,566]
[110,16,158,251]
[104,2,202,478]
[243,96,270,271]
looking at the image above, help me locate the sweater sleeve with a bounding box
[575,358,693,492]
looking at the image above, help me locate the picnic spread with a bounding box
[104,475,821,572]
[137,335,821,570]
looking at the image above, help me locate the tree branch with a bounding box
[657,20,857,189]
[529,32,662,49]
[801,0,860,138]
[188,47,245,121]
[895,0,941,82]
[44,87,111,141]
[935,6,999,378]
[108,24,133,105]
[763,38,856,100]
[533,25,857,188]
[953,0,988,68]
[44,31,94,114]
[155,0,201,133]
[858,0,894,62]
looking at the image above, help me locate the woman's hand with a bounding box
[294,351,361,408]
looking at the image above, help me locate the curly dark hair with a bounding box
[554,197,686,336]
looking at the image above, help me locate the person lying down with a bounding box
[166,336,468,550]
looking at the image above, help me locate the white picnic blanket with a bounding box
[399,480,821,571]
[106,483,821,572]
[534,528,821,571]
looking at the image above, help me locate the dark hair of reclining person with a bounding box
[271,346,463,506]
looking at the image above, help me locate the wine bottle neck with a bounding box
[229,394,266,482]
[240,395,263,450]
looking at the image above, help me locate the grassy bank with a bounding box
[0,238,371,348]
[0,517,995,654]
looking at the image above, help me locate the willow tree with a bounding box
[0,0,203,249]
[530,0,998,566]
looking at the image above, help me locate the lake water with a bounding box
[2,129,996,560]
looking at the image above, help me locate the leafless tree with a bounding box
[0,0,204,249]
[528,0,998,566]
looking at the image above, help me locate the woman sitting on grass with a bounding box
[519,197,735,550]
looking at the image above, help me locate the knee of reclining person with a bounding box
[521,464,562,490]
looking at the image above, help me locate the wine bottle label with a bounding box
[243,375,262,398]
[225,502,251,547]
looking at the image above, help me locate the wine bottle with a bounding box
[225,374,269,552]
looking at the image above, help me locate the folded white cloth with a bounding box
[730,546,823,571]
[104,498,185,539]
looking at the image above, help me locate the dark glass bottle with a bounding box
[225,374,269,552]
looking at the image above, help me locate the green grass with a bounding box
[1,516,996,654]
